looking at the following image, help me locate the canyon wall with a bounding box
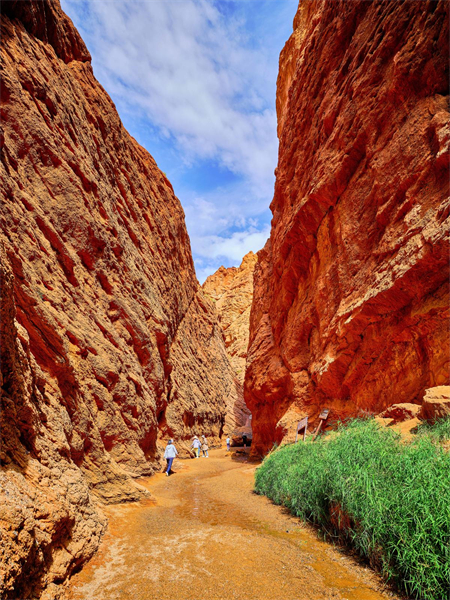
[245,0,450,456]
[203,252,256,431]
[0,1,237,597]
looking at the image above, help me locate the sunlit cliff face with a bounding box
[245,0,450,456]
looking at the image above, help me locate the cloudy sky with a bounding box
[61,0,297,282]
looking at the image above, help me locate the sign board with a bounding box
[313,408,330,441]
[319,408,330,421]
[297,416,308,432]
[295,416,308,442]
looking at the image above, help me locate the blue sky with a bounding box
[61,0,297,282]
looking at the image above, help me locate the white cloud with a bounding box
[181,178,271,274]
[194,225,270,283]
[63,0,279,189]
[61,0,297,281]
[199,227,270,262]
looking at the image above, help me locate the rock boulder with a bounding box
[418,386,450,422]
[378,403,421,423]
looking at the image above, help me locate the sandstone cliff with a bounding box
[0,1,237,597]
[203,252,257,386]
[203,253,256,431]
[245,0,450,456]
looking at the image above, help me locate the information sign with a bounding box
[295,416,308,442]
[313,408,331,441]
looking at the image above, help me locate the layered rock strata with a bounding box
[203,252,256,431]
[245,0,450,456]
[0,1,237,596]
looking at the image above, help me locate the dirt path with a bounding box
[67,450,398,600]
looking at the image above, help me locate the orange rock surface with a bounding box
[245,0,450,456]
[418,385,450,422]
[0,2,238,597]
[203,253,256,431]
[378,403,421,423]
[203,252,257,383]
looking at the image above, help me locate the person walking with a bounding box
[164,439,178,476]
[242,434,247,448]
[226,435,231,452]
[191,435,201,458]
[201,435,209,458]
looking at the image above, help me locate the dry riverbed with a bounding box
[68,449,400,600]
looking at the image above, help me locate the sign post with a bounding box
[313,409,330,441]
[295,416,308,442]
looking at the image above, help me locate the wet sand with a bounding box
[67,449,399,600]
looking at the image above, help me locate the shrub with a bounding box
[254,418,450,600]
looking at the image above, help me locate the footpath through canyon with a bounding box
[67,449,398,600]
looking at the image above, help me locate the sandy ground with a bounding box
[67,449,400,600]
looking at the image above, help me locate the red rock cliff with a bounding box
[245,0,450,456]
[203,252,257,430]
[0,1,237,597]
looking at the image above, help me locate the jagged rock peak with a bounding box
[203,251,257,381]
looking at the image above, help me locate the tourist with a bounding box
[226,435,231,452]
[164,439,178,476]
[242,434,247,448]
[191,435,201,458]
[201,435,209,458]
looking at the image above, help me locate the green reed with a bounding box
[254,418,450,600]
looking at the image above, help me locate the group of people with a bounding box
[163,434,235,476]
[191,435,209,458]
[162,434,210,476]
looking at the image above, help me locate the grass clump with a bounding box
[254,418,450,600]
[416,416,450,444]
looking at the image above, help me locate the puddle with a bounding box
[68,451,398,600]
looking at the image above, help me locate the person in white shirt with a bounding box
[191,435,201,458]
[226,435,231,452]
[201,435,209,458]
[164,439,178,476]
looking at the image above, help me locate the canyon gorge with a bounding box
[1,0,449,598]
[244,0,449,456]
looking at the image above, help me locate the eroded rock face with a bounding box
[418,386,450,422]
[203,252,256,431]
[245,0,450,456]
[0,246,107,600]
[0,1,236,596]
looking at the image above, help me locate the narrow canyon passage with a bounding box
[67,451,398,600]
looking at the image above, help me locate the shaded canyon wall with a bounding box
[245,0,450,455]
[0,1,238,597]
[203,252,256,431]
